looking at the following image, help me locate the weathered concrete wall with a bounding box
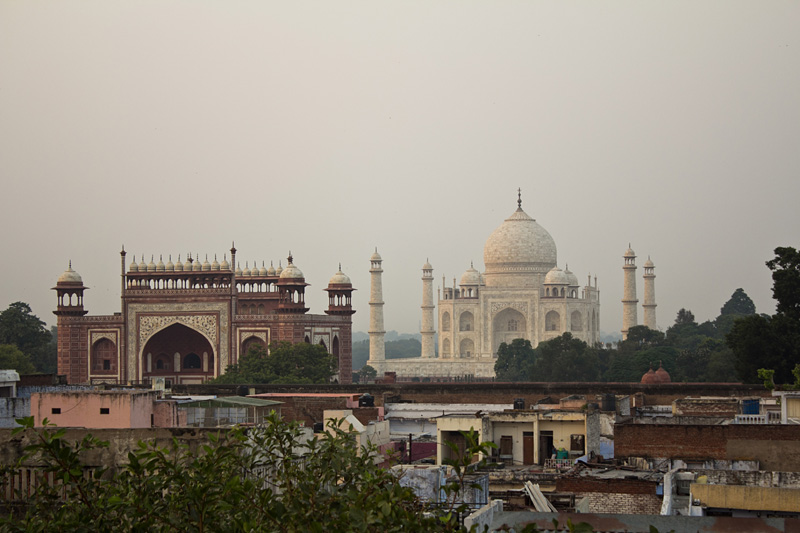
[0,398,29,428]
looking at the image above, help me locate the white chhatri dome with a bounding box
[482,202,557,286]
[329,265,351,285]
[57,262,82,283]
[460,263,481,286]
[544,267,570,285]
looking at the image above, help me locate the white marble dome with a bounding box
[564,267,579,286]
[57,263,82,284]
[544,267,570,285]
[280,263,304,279]
[328,267,351,285]
[460,264,481,286]
[483,206,557,283]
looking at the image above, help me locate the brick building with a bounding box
[53,247,355,385]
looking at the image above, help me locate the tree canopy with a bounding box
[0,302,54,374]
[728,247,800,385]
[2,415,459,532]
[212,341,336,384]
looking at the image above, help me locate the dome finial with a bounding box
[517,188,522,209]
[339,262,342,271]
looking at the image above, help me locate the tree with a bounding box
[531,333,601,382]
[674,308,696,326]
[358,364,377,383]
[494,339,535,381]
[728,247,800,385]
[767,246,800,320]
[212,341,336,384]
[0,344,36,374]
[720,288,757,316]
[2,415,453,532]
[0,302,52,373]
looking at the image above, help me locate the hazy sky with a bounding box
[1,1,798,338]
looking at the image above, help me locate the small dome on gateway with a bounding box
[267,261,276,276]
[644,257,654,268]
[211,256,220,271]
[147,256,157,272]
[422,260,433,270]
[156,256,166,272]
[235,262,243,276]
[202,256,211,271]
[460,263,481,286]
[139,256,147,272]
[192,257,202,271]
[57,262,83,284]
[129,256,139,273]
[275,262,283,276]
[544,267,570,285]
[165,256,175,272]
[258,262,267,276]
[280,255,304,279]
[329,265,351,285]
[175,255,184,272]
[242,262,251,276]
[220,255,230,270]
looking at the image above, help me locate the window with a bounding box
[100,408,110,415]
[508,319,518,332]
[51,408,61,414]
[103,359,111,370]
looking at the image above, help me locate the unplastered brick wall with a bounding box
[673,398,739,418]
[585,492,661,515]
[615,424,800,471]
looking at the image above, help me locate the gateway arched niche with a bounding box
[492,307,527,355]
[141,322,215,384]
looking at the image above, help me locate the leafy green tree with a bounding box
[720,288,757,316]
[212,341,336,384]
[494,338,535,381]
[767,246,800,320]
[0,344,36,374]
[0,302,52,373]
[358,364,377,383]
[531,333,601,382]
[728,247,800,384]
[2,415,454,532]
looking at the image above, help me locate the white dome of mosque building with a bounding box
[366,190,601,380]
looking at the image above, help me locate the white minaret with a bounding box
[621,244,638,340]
[642,256,657,330]
[368,248,386,363]
[420,260,435,358]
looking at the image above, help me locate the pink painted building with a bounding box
[30,390,180,428]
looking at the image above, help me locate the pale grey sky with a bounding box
[1,1,798,337]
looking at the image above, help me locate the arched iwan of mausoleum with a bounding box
[141,323,215,384]
[459,338,475,358]
[492,307,527,354]
[545,310,561,332]
[459,311,474,332]
[571,310,583,331]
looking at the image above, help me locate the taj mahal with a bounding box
[366,192,604,379]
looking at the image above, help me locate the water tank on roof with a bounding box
[741,399,759,415]
[359,393,374,407]
[513,398,525,410]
